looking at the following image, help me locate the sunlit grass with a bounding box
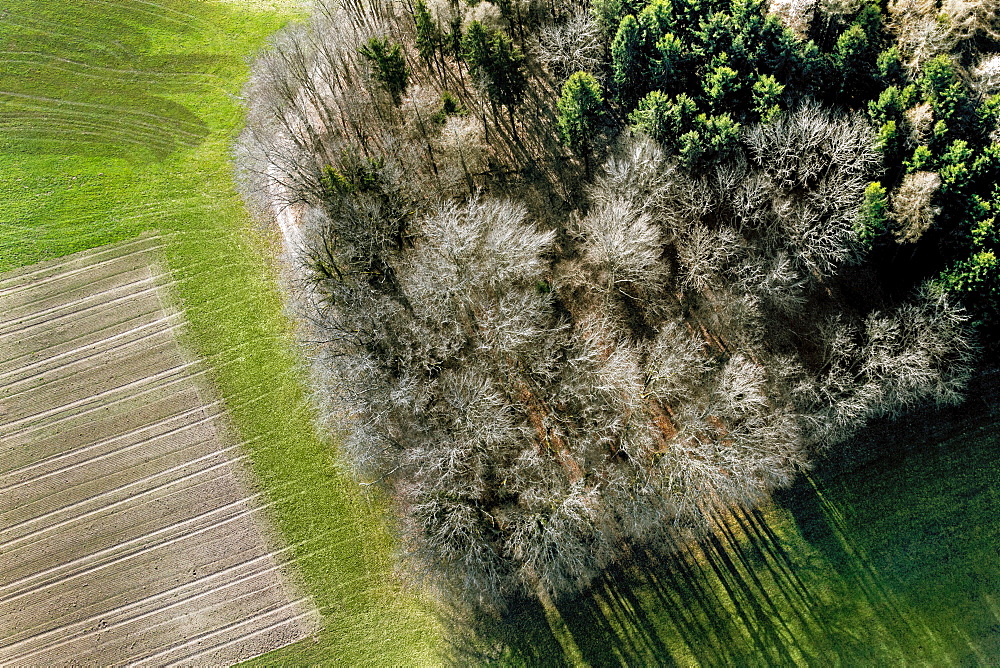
[3,1,996,665]
[0,1,442,663]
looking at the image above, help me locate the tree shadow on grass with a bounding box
[455,370,1000,666]
[455,501,918,666]
[445,596,570,667]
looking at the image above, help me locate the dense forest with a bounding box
[236,0,994,610]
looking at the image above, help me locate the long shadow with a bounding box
[460,371,1000,665]
[446,596,570,667]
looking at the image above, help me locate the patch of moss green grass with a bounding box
[0,1,443,664]
[481,417,1000,666]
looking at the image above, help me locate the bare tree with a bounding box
[768,0,819,37]
[578,195,667,293]
[892,170,941,244]
[888,0,956,74]
[535,9,604,79]
[972,54,1000,96]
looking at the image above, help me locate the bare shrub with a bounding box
[645,322,710,402]
[768,0,818,37]
[818,0,863,18]
[797,284,973,446]
[905,102,934,145]
[941,0,1000,44]
[578,196,666,292]
[860,283,975,410]
[892,170,941,243]
[676,225,744,291]
[744,105,878,277]
[463,2,505,31]
[737,252,809,315]
[972,55,1000,96]
[884,0,999,72]
[744,104,878,191]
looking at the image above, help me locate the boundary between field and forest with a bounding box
[5,0,1000,664]
[0,1,444,664]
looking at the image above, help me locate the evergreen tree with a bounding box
[835,24,879,103]
[856,181,889,247]
[557,72,607,173]
[462,22,526,110]
[359,36,409,105]
[612,14,645,103]
[413,0,440,66]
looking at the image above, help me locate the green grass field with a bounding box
[3,1,998,665]
[0,1,444,664]
[461,422,1000,666]
[479,410,1000,666]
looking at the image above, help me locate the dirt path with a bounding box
[0,237,318,665]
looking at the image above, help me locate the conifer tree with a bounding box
[462,22,526,111]
[413,0,440,66]
[557,72,607,174]
[359,36,409,105]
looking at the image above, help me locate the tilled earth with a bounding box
[0,236,317,665]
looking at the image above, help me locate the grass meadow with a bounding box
[2,0,997,665]
[487,413,1000,665]
[0,1,444,664]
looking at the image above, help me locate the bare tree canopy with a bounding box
[236,0,982,612]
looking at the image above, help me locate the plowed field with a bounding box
[0,237,317,665]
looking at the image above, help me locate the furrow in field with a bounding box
[0,403,220,490]
[92,0,210,28]
[1,342,187,429]
[0,553,291,661]
[2,559,297,665]
[1,386,208,473]
[0,12,111,49]
[148,600,313,667]
[166,609,317,668]
[0,277,159,339]
[115,583,298,663]
[0,494,265,600]
[0,462,251,587]
[0,436,239,538]
[0,512,276,651]
[0,263,156,322]
[2,335,181,410]
[0,50,222,81]
[0,362,199,436]
[1,8,168,48]
[0,426,234,542]
[0,238,314,662]
[0,312,182,383]
[0,106,205,151]
[0,290,163,367]
[0,235,160,292]
[0,57,214,88]
[1,327,179,400]
[0,243,160,305]
[0,115,198,153]
[0,113,192,150]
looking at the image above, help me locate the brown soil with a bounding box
[0,238,319,665]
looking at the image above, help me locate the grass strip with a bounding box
[0,1,443,663]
